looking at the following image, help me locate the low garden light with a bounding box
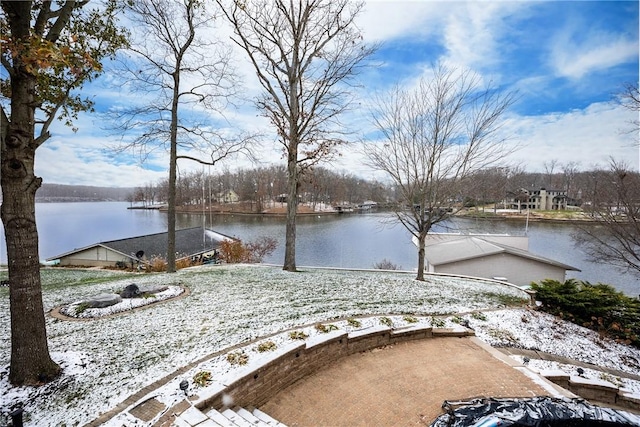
[179,379,189,395]
[10,406,24,427]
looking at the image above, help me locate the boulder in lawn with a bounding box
[120,283,141,298]
[138,285,169,296]
[84,293,122,308]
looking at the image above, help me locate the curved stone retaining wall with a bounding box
[542,370,640,411]
[193,324,473,412]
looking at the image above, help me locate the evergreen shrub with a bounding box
[531,279,640,347]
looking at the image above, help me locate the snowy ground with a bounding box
[0,264,639,426]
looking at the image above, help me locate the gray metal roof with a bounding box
[425,236,580,271]
[48,227,236,262]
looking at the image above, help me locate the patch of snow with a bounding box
[0,265,638,427]
[467,309,640,376]
[59,285,184,318]
[513,367,568,398]
[517,357,640,395]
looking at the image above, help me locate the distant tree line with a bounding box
[35,184,135,202]
[25,162,636,216]
[130,165,391,209]
[128,162,637,214]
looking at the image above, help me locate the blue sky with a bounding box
[22,0,640,187]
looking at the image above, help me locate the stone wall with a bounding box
[541,370,640,411]
[194,325,470,412]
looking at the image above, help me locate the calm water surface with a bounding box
[0,202,637,296]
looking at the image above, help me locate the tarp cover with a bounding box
[430,397,640,427]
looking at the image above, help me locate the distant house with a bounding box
[47,227,236,268]
[505,188,568,211]
[420,233,580,286]
[217,190,239,203]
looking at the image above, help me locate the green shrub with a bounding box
[430,316,445,328]
[193,371,212,387]
[471,312,487,321]
[315,323,338,333]
[451,315,464,324]
[347,318,361,328]
[289,331,309,340]
[531,279,640,347]
[403,315,418,323]
[227,351,249,366]
[379,316,393,327]
[256,341,277,352]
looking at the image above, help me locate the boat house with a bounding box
[420,233,580,286]
[47,227,236,268]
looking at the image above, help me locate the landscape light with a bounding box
[577,368,584,377]
[179,379,189,395]
[10,406,24,427]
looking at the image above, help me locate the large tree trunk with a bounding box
[283,61,299,272]
[416,232,426,281]
[1,67,60,385]
[167,147,177,273]
[283,148,298,271]
[167,74,180,273]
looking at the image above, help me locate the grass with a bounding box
[0,264,531,427]
[484,292,528,306]
[0,268,138,293]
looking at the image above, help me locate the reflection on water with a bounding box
[0,202,636,296]
[177,211,418,270]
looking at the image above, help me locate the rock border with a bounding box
[49,286,191,322]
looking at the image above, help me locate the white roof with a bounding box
[425,236,579,271]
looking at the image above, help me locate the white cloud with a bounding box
[36,142,167,187]
[550,30,638,79]
[442,2,506,69]
[24,0,638,188]
[358,1,444,42]
[503,102,639,172]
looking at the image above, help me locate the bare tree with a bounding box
[364,64,516,281]
[561,161,581,201]
[1,1,126,385]
[543,159,560,189]
[575,160,640,279]
[111,0,253,272]
[218,0,376,271]
[465,167,509,212]
[616,82,639,143]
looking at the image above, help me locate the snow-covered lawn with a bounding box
[0,264,638,426]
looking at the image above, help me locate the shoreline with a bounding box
[168,207,600,224]
[455,213,599,225]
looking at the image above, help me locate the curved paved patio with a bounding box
[260,336,555,426]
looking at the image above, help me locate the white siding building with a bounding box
[420,233,579,286]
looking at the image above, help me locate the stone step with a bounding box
[173,406,285,427]
[206,407,240,426]
[234,407,265,425]
[174,406,222,426]
[222,408,255,427]
[251,408,288,426]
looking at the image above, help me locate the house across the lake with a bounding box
[47,227,236,268]
[419,233,580,286]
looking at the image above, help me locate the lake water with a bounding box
[0,201,637,296]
